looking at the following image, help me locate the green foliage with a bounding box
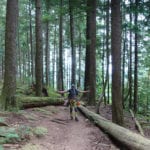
[17,125,33,141]
[0,125,33,144]
[0,117,5,123]
[47,87,61,98]
[0,127,19,144]
[0,145,3,150]
[32,126,48,137]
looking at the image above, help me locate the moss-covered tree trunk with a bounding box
[1,0,18,110]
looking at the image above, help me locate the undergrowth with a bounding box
[32,126,48,137]
[0,125,48,144]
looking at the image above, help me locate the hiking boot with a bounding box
[75,117,79,121]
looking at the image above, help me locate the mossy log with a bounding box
[17,97,64,109]
[78,105,150,150]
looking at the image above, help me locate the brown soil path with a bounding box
[12,106,119,150]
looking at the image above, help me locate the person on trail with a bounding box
[57,84,89,121]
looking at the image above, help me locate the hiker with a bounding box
[57,84,89,121]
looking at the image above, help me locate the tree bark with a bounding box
[78,105,150,150]
[78,31,82,88]
[84,0,96,105]
[35,0,43,96]
[111,0,124,125]
[45,0,50,87]
[129,0,133,109]
[57,0,64,90]
[69,0,76,85]
[29,0,34,82]
[1,0,18,110]
[133,0,138,113]
[106,0,110,104]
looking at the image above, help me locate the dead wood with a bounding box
[51,119,67,125]
[18,97,64,109]
[78,105,150,150]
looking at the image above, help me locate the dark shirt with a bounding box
[68,88,79,99]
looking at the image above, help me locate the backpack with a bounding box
[68,88,78,99]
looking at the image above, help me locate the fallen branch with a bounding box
[3,144,20,149]
[51,119,67,125]
[78,105,150,150]
[129,109,145,136]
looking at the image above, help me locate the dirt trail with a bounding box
[13,106,118,150]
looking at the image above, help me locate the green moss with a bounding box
[32,126,48,137]
[47,87,61,98]
[16,96,64,109]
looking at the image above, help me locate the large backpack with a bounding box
[68,88,78,99]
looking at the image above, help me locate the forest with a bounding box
[0,0,149,149]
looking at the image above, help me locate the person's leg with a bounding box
[74,103,79,121]
[70,106,73,119]
[69,100,73,119]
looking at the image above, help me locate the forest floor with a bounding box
[2,104,150,150]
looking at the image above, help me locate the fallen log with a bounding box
[129,109,145,136]
[78,105,150,150]
[17,96,64,109]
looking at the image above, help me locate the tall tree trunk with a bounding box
[45,0,50,87]
[84,0,96,105]
[78,31,82,88]
[122,30,126,109]
[106,0,110,104]
[102,34,106,105]
[111,0,124,126]
[57,0,64,90]
[53,21,57,88]
[35,0,43,96]
[27,31,31,84]
[133,0,138,113]
[45,21,50,87]
[129,0,133,109]
[17,28,22,81]
[69,0,76,85]
[1,0,18,110]
[29,0,34,82]
[2,56,4,79]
